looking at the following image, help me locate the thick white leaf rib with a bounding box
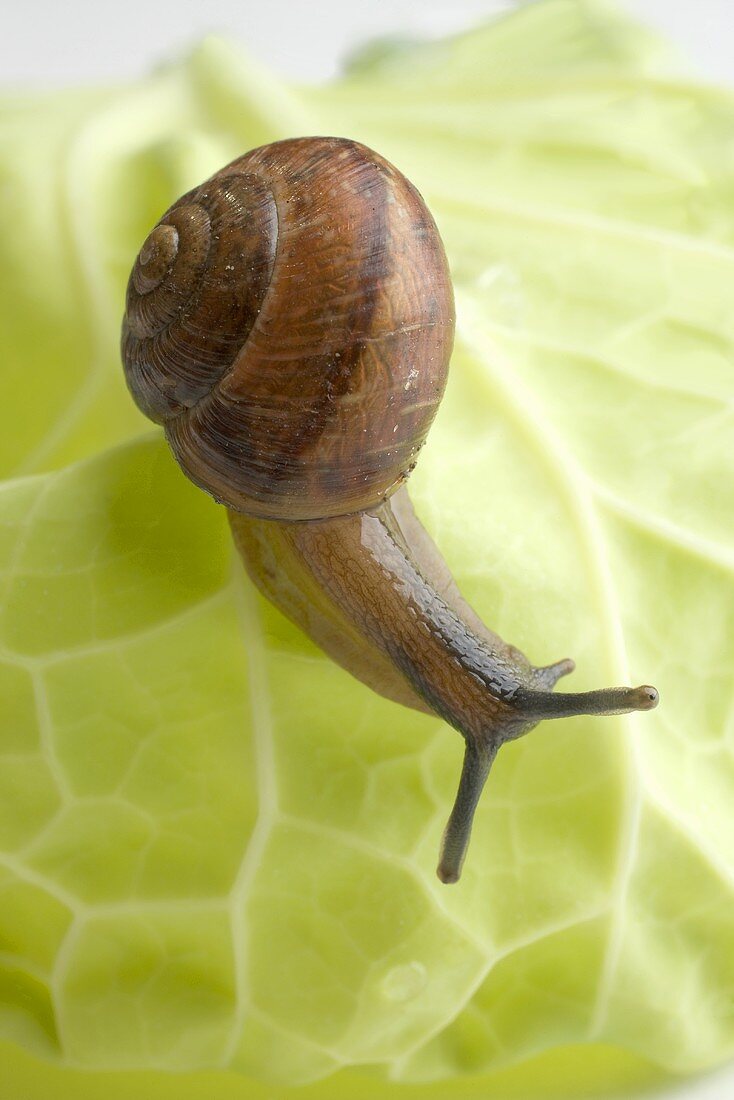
[222,554,279,1067]
[453,301,642,1039]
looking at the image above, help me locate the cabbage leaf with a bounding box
[1,0,734,1093]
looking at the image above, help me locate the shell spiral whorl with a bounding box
[121,136,455,520]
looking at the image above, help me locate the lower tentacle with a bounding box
[437,742,497,884]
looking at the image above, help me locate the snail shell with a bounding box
[122,136,454,520]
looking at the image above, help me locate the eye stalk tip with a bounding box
[635,685,659,710]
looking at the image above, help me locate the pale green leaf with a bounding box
[1,0,733,1094]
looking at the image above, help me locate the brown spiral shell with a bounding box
[121,136,455,520]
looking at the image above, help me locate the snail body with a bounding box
[122,136,658,883]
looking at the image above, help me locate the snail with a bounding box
[121,136,658,884]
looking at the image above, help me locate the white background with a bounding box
[3,0,734,87]
[3,1,733,1098]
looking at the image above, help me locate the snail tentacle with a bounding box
[438,742,497,885]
